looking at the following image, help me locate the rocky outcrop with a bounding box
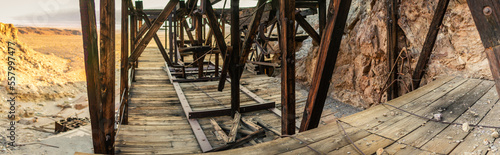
[296,0,487,108]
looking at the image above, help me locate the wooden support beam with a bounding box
[139,12,173,66]
[169,14,174,63]
[204,0,229,91]
[209,128,265,152]
[411,0,450,89]
[120,0,129,125]
[78,0,106,153]
[279,0,296,136]
[295,11,320,45]
[99,0,115,153]
[239,0,267,66]
[386,0,398,100]
[467,1,500,98]
[188,102,275,118]
[230,0,241,118]
[299,0,352,132]
[228,112,241,143]
[210,118,229,143]
[183,20,197,45]
[128,0,179,63]
[318,0,326,36]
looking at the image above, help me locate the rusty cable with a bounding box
[336,120,365,155]
[280,135,324,155]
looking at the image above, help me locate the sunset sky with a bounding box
[0,0,257,28]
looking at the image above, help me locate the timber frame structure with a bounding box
[79,0,500,154]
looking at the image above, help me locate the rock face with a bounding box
[296,0,488,108]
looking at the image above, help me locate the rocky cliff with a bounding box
[295,0,488,108]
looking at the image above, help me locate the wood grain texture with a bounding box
[299,0,352,132]
[79,0,106,153]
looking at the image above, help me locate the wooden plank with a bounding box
[420,83,498,154]
[327,134,394,155]
[386,0,398,100]
[411,0,450,89]
[299,0,352,132]
[279,0,297,136]
[210,128,265,152]
[128,0,179,63]
[394,80,491,148]
[239,0,267,66]
[228,112,242,142]
[295,11,320,45]
[210,118,229,143]
[372,79,481,140]
[78,0,106,153]
[120,0,130,125]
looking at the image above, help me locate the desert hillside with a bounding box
[0,23,86,102]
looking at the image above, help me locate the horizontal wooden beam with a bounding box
[188,102,276,119]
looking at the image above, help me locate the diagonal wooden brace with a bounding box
[128,0,179,63]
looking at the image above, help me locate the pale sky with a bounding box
[0,0,258,28]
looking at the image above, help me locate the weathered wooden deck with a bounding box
[116,49,500,154]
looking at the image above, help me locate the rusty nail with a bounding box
[483,6,492,16]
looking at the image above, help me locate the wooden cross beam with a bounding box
[411,0,450,89]
[138,11,174,66]
[239,0,267,66]
[467,1,500,98]
[79,0,106,153]
[299,0,352,132]
[295,10,320,45]
[204,0,230,91]
[279,0,296,135]
[183,20,197,45]
[128,0,179,63]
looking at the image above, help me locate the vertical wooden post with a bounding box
[169,14,174,63]
[467,1,500,98]
[195,13,205,78]
[120,0,129,125]
[279,0,296,135]
[299,0,352,132]
[411,0,450,89]
[230,0,241,118]
[130,1,137,82]
[318,0,326,36]
[386,0,398,100]
[79,0,106,153]
[99,0,115,152]
[173,7,178,64]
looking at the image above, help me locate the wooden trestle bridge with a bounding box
[78,0,500,154]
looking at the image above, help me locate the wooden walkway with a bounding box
[211,76,500,155]
[115,48,500,154]
[115,48,201,154]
